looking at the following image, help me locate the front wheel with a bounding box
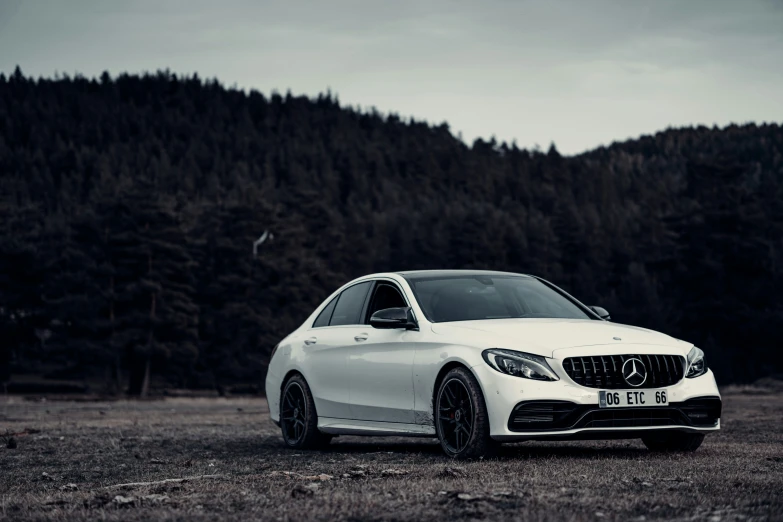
[280,374,332,449]
[435,367,496,459]
[642,431,705,452]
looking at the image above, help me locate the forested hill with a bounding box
[1,68,782,393]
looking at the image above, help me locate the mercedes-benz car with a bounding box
[265,270,721,458]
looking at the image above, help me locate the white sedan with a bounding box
[265,270,721,458]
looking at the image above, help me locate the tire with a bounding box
[280,374,332,450]
[642,431,705,452]
[435,367,496,459]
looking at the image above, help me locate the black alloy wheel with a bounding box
[438,378,474,453]
[281,381,307,445]
[435,367,495,459]
[280,374,332,449]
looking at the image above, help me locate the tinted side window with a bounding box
[366,283,408,322]
[330,282,371,326]
[312,296,338,327]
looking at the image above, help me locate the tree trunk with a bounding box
[127,354,152,396]
[140,356,150,397]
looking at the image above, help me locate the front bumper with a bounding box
[470,362,721,442]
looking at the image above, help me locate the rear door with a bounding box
[304,282,372,420]
[347,280,418,424]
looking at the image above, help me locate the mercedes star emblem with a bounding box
[621,358,647,387]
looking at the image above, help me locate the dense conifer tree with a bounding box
[0,70,781,389]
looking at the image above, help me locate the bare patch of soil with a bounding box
[1,392,781,521]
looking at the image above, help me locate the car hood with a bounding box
[430,318,690,358]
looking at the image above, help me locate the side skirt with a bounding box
[318,417,436,437]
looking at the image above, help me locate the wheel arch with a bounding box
[278,370,324,427]
[281,369,305,391]
[431,361,479,417]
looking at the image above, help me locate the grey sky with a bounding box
[1,0,781,154]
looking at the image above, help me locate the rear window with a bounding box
[312,296,338,327]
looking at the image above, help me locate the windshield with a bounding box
[404,274,592,323]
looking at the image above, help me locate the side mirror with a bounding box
[370,307,419,330]
[590,306,611,321]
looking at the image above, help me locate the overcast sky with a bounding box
[1,0,781,154]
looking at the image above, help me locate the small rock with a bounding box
[41,472,54,481]
[596,512,606,518]
[60,483,78,491]
[142,494,169,504]
[491,490,513,497]
[456,492,482,501]
[291,483,318,498]
[149,458,167,464]
[381,469,408,476]
[112,495,135,507]
[302,474,332,481]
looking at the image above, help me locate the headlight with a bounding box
[482,349,559,381]
[686,347,707,378]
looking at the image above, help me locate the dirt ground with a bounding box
[1,388,781,521]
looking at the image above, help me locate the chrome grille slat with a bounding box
[656,355,669,375]
[644,354,654,385]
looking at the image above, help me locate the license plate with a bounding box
[599,389,668,408]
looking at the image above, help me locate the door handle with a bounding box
[304,337,317,345]
[354,334,368,342]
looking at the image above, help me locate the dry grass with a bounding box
[0,390,781,521]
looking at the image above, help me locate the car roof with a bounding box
[395,269,533,279]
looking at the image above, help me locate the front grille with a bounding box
[562,354,685,389]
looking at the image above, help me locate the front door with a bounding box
[347,281,418,424]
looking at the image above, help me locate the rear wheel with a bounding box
[435,367,495,459]
[642,431,705,452]
[280,374,332,449]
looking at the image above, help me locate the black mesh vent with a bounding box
[678,396,722,426]
[581,408,680,428]
[508,401,577,431]
[562,354,685,389]
[506,396,720,432]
